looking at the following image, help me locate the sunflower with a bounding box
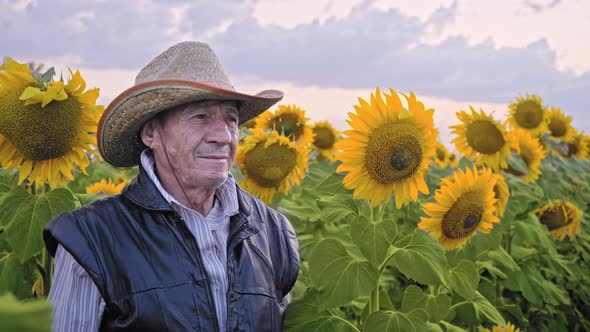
[507,94,548,136]
[434,142,451,168]
[535,200,583,240]
[0,58,104,188]
[236,128,308,203]
[336,88,437,208]
[503,130,545,182]
[448,153,459,168]
[311,120,339,161]
[484,322,521,332]
[561,130,589,159]
[239,117,257,129]
[418,167,499,251]
[451,106,517,171]
[254,104,314,147]
[490,172,509,217]
[87,178,128,196]
[546,106,576,142]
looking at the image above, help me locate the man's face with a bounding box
[148,100,239,191]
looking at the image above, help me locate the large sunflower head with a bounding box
[335,88,437,208]
[507,94,548,136]
[535,200,583,241]
[419,167,499,251]
[86,178,128,196]
[484,322,521,332]
[254,104,314,147]
[503,130,545,182]
[311,120,339,161]
[236,128,308,203]
[546,106,575,142]
[0,58,104,188]
[561,130,589,160]
[451,106,517,171]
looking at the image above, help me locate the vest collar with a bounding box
[123,164,253,217]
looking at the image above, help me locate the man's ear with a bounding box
[141,120,158,148]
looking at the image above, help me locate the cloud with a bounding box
[1,0,588,133]
[521,0,561,14]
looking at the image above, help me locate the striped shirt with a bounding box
[49,149,239,332]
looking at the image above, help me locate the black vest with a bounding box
[44,167,300,331]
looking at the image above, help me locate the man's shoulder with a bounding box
[238,188,286,225]
[50,193,129,228]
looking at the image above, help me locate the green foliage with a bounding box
[350,216,397,267]
[0,187,76,262]
[401,285,451,323]
[309,239,378,308]
[364,309,428,332]
[447,260,479,299]
[0,293,52,332]
[388,230,448,286]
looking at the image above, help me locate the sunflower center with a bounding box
[0,89,82,160]
[365,123,423,183]
[313,127,335,149]
[272,113,303,140]
[567,142,578,157]
[244,142,297,187]
[465,120,505,154]
[441,192,485,239]
[539,207,569,230]
[514,101,544,129]
[436,146,446,161]
[548,118,567,137]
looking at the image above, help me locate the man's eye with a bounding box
[193,114,207,119]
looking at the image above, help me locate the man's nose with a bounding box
[206,118,232,144]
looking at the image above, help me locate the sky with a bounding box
[2,0,589,147]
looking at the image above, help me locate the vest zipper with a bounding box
[226,219,248,330]
[174,212,221,332]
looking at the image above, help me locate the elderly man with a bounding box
[44,41,299,331]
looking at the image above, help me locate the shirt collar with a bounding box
[140,149,239,217]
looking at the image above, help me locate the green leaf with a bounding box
[458,291,505,325]
[350,215,397,267]
[312,171,351,195]
[513,213,555,251]
[0,293,52,332]
[447,260,479,299]
[439,321,467,332]
[364,309,428,332]
[0,187,77,262]
[503,264,569,306]
[284,288,358,332]
[401,285,451,323]
[388,230,447,286]
[279,190,321,223]
[317,194,359,224]
[425,322,444,332]
[309,239,378,308]
[507,152,529,175]
[0,252,36,299]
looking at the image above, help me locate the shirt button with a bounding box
[229,291,236,301]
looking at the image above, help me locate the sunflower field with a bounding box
[1,59,590,332]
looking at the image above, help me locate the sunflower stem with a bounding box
[331,315,361,332]
[41,248,52,297]
[369,286,380,314]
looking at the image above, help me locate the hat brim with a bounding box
[98,79,283,167]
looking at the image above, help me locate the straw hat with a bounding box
[98,41,284,167]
